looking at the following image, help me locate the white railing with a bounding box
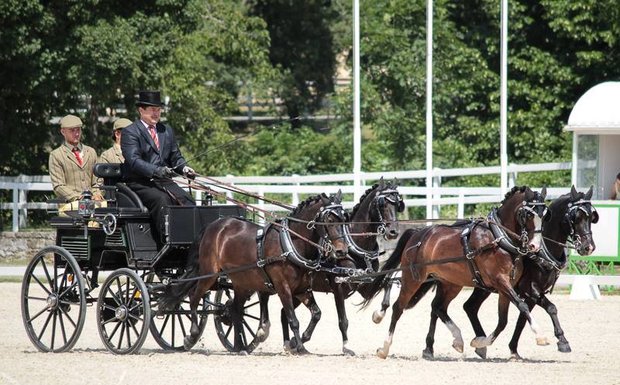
[0,161,572,232]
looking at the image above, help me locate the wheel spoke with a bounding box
[116,321,126,350]
[57,309,69,346]
[58,303,78,328]
[244,299,259,310]
[126,322,132,348]
[50,310,58,350]
[107,319,122,340]
[157,314,171,336]
[176,313,187,337]
[40,258,54,292]
[242,318,257,339]
[27,305,49,323]
[244,313,260,322]
[106,285,123,307]
[31,274,52,296]
[37,309,54,341]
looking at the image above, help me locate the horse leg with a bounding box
[462,287,492,359]
[376,281,422,359]
[423,283,463,359]
[507,301,535,360]
[230,291,251,353]
[372,275,393,324]
[255,292,271,344]
[330,282,354,356]
[539,295,570,352]
[184,280,213,350]
[470,292,511,350]
[276,285,309,355]
[281,296,304,352]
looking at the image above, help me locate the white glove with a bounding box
[183,165,196,179]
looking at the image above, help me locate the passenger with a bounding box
[611,173,620,200]
[121,90,196,245]
[99,118,132,164]
[48,114,103,212]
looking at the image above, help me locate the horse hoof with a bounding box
[296,346,310,355]
[283,341,293,353]
[183,336,196,351]
[376,348,388,359]
[557,342,572,353]
[452,339,464,353]
[470,337,488,349]
[372,310,385,324]
[509,352,522,361]
[536,337,550,346]
[474,347,487,359]
[343,347,356,356]
[422,348,434,360]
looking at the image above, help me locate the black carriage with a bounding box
[21,164,265,354]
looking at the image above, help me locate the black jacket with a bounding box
[120,119,187,181]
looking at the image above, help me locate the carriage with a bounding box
[20,163,266,354]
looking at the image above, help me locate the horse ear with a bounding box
[541,186,547,200]
[571,185,579,200]
[379,177,385,188]
[334,189,342,203]
[392,177,399,187]
[585,185,593,200]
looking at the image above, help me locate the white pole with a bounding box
[500,0,508,196]
[425,0,434,219]
[353,0,362,201]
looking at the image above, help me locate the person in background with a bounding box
[48,114,103,210]
[611,172,620,200]
[121,90,196,245]
[99,117,132,164]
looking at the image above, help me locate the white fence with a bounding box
[0,162,573,232]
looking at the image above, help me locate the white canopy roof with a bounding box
[564,81,620,134]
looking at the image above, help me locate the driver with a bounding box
[121,90,196,245]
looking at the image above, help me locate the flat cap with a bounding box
[113,118,132,131]
[60,114,83,128]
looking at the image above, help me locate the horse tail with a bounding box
[157,228,205,312]
[358,227,421,308]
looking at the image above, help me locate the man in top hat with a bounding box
[121,90,196,245]
[99,117,132,164]
[49,114,103,206]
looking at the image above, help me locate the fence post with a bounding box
[458,188,465,219]
[292,174,300,206]
[12,185,19,232]
[432,170,441,219]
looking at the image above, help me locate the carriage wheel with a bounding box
[96,268,151,354]
[146,273,209,351]
[21,246,87,352]
[213,288,263,353]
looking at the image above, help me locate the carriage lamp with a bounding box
[78,191,96,217]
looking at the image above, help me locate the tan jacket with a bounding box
[98,144,124,164]
[49,142,100,202]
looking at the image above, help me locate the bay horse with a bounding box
[159,192,349,354]
[360,186,547,359]
[279,178,404,355]
[460,185,597,359]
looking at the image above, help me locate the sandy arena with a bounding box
[1,281,618,385]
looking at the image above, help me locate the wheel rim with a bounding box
[97,269,150,354]
[21,246,86,352]
[214,288,263,352]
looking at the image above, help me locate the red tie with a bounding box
[72,147,83,166]
[149,125,160,149]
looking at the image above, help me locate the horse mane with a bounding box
[350,183,380,217]
[501,185,529,205]
[290,193,328,216]
[350,181,396,217]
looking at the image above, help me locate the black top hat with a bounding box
[136,90,164,107]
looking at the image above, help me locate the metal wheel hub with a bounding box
[115,305,128,321]
[46,293,59,310]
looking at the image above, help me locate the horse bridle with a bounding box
[514,197,548,252]
[372,188,404,237]
[565,199,598,250]
[311,202,349,259]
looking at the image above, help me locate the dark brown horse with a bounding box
[460,185,597,359]
[159,192,349,353]
[279,178,404,355]
[360,186,547,359]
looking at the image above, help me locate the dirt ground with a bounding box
[1,281,619,385]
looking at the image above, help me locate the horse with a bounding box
[158,191,350,354]
[360,186,548,359]
[279,178,404,355]
[459,185,597,359]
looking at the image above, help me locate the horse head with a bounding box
[497,186,547,253]
[563,185,597,255]
[314,190,350,259]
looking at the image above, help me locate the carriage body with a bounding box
[20,164,264,354]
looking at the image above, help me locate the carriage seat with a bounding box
[93,163,147,214]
